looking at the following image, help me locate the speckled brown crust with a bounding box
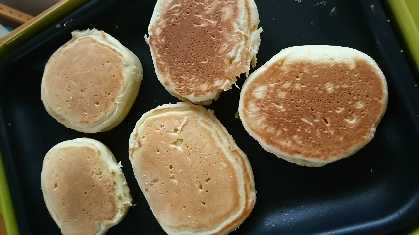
[41,138,132,235]
[239,45,388,166]
[129,103,255,234]
[41,29,142,133]
[147,0,261,103]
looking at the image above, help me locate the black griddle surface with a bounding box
[1,0,419,234]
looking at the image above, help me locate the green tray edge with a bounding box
[0,0,89,62]
[386,1,419,233]
[386,2,419,233]
[386,1,419,234]
[0,155,18,235]
[386,0,419,73]
[0,1,89,234]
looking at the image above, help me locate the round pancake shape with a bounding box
[41,138,132,235]
[147,0,262,104]
[239,45,388,167]
[41,29,143,133]
[129,102,255,234]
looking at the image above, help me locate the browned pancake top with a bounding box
[43,37,124,124]
[42,146,118,234]
[242,59,386,160]
[148,0,252,97]
[131,111,240,230]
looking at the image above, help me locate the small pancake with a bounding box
[147,0,262,104]
[41,138,132,235]
[239,45,388,167]
[129,102,255,234]
[41,29,143,133]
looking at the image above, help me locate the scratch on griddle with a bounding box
[313,1,327,7]
[330,7,337,16]
[63,18,74,27]
[234,82,240,89]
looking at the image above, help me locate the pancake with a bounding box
[238,45,388,167]
[41,138,132,235]
[41,29,143,133]
[128,102,255,234]
[146,0,262,104]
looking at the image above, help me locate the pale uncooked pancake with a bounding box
[41,29,143,133]
[129,102,255,234]
[147,0,262,104]
[239,45,388,167]
[41,138,132,235]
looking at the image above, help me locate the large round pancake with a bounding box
[41,29,143,133]
[147,0,262,104]
[239,45,388,167]
[41,138,132,235]
[129,102,255,234]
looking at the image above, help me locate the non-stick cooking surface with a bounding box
[1,0,419,234]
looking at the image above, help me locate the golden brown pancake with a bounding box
[239,45,388,167]
[147,0,262,104]
[129,102,255,234]
[41,29,143,133]
[41,138,132,235]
